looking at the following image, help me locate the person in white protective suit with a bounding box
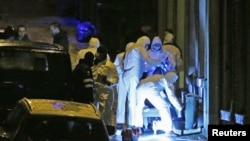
[134,72,183,134]
[146,36,176,77]
[143,36,177,132]
[162,30,183,72]
[91,45,118,125]
[122,36,162,128]
[75,37,110,68]
[113,42,135,132]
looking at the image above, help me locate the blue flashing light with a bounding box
[76,21,97,43]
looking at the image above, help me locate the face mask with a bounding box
[151,43,162,51]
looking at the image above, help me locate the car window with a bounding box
[0,50,72,82]
[21,116,110,141]
[0,50,48,71]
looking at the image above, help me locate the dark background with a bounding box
[0,0,158,61]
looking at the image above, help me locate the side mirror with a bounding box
[105,125,115,135]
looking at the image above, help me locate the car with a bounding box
[0,98,115,141]
[0,39,74,122]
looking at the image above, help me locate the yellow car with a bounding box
[0,98,115,141]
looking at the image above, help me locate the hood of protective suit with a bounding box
[88,37,100,48]
[163,32,174,44]
[164,71,178,83]
[135,36,150,49]
[125,42,135,52]
[151,36,162,45]
[151,36,162,52]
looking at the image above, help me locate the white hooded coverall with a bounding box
[76,37,110,68]
[122,36,161,127]
[114,42,135,125]
[134,72,182,132]
[76,37,100,62]
[146,36,176,76]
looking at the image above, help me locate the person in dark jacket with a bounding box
[50,22,69,51]
[72,51,95,104]
[15,24,30,41]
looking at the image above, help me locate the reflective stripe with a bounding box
[85,84,94,88]
[83,79,94,83]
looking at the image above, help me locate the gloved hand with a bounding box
[165,72,178,83]
[160,58,174,73]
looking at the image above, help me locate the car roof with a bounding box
[0,39,66,53]
[20,98,101,120]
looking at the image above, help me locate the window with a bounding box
[0,50,48,71]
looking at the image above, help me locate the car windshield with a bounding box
[20,116,109,141]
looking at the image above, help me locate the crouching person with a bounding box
[134,72,183,135]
